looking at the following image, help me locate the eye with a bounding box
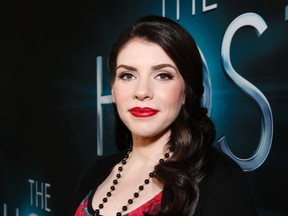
[155,72,174,81]
[118,72,135,81]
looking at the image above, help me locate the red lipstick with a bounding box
[129,107,159,118]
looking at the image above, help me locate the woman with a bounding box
[74,16,257,216]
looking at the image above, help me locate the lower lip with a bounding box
[129,108,159,118]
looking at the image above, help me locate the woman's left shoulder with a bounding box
[212,150,246,177]
[201,150,251,193]
[197,150,257,216]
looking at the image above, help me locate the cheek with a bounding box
[112,86,129,113]
[169,84,185,102]
[160,87,185,110]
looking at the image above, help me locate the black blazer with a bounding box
[73,151,257,216]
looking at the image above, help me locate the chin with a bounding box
[131,127,171,140]
[132,131,156,138]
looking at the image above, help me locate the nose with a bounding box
[133,78,153,101]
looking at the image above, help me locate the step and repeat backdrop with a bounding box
[1,0,287,215]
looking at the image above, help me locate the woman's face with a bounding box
[112,38,186,139]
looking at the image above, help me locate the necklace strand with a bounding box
[94,146,173,216]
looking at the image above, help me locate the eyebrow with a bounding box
[116,65,137,71]
[116,64,177,71]
[151,64,177,71]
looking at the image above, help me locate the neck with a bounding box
[130,130,170,164]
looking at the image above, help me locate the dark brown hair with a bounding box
[109,15,216,216]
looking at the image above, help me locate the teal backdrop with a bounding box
[0,0,287,215]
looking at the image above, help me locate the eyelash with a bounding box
[117,72,174,81]
[118,72,135,81]
[156,72,174,81]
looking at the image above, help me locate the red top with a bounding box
[75,191,162,216]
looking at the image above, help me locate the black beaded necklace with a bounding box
[94,146,173,216]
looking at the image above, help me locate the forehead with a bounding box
[116,38,175,66]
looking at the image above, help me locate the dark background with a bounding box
[1,0,287,215]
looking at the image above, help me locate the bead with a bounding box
[169,146,175,152]
[94,148,171,215]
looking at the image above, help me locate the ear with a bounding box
[111,88,116,103]
[182,93,186,105]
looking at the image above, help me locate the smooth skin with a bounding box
[92,38,186,215]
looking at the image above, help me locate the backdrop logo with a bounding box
[219,13,273,171]
[2,179,51,216]
[286,5,288,21]
[96,56,112,156]
[161,0,218,20]
[92,2,288,171]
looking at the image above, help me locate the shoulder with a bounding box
[80,151,125,185]
[199,151,248,199]
[205,151,245,184]
[87,151,126,176]
[72,151,125,213]
[197,151,257,216]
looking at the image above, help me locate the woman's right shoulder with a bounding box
[80,151,126,185]
[72,151,125,213]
